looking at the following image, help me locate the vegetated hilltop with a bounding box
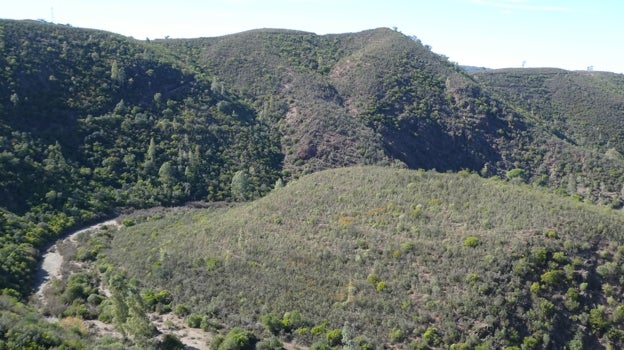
[99,167,624,349]
[163,28,525,176]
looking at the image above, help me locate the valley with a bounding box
[1,19,624,349]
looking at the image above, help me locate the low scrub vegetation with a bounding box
[96,167,624,349]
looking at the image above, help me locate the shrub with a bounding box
[218,327,257,350]
[540,270,563,286]
[160,333,184,350]
[309,342,332,350]
[311,321,328,336]
[464,236,480,248]
[589,306,610,333]
[121,218,136,227]
[367,274,380,285]
[256,337,283,350]
[281,310,305,331]
[211,335,225,350]
[422,327,441,346]
[506,168,525,181]
[326,329,343,346]
[522,336,538,349]
[174,304,190,317]
[544,229,558,239]
[186,314,203,328]
[260,313,283,334]
[389,328,405,343]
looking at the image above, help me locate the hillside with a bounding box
[0,19,281,298]
[2,19,624,348]
[472,68,624,154]
[162,28,525,175]
[162,29,624,204]
[60,167,624,349]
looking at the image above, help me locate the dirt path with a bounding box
[33,219,120,306]
[31,217,215,349]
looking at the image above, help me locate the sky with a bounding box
[2,0,623,73]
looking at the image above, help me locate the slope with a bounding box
[164,28,527,176]
[162,29,624,205]
[472,68,624,154]
[102,167,624,349]
[0,19,281,297]
[471,68,624,205]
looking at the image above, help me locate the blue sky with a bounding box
[2,0,623,73]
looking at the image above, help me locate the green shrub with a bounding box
[211,335,225,350]
[311,321,328,336]
[260,313,283,334]
[367,274,380,285]
[326,328,343,346]
[309,342,332,350]
[544,229,558,239]
[281,310,305,331]
[389,328,405,343]
[589,306,610,333]
[217,327,257,350]
[422,327,441,346]
[522,336,538,349]
[174,304,190,317]
[121,218,136,227]
[506,168,526,181]
[186,314,203,328]
[256,337,283,350]
[160,333,184,350]
[464,236,480,248]
[540,270,563,286]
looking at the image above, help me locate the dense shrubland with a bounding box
[98,167,624,349]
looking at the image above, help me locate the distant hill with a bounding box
[472,68,624,154]
[460,65,490,72]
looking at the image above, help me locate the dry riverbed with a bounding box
[31,217,212,350]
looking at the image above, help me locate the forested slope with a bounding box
[0,19,281,297]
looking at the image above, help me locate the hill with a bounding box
[162,29,624,205]
[0,19,281,297]
[2,19,624,348]
[66,166,624,349]
[472,68,624,155]
[162,28,524,175]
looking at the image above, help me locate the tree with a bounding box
[158,161,176,186]
[9,93,19,106]
[111,60,125,83]
[231,170,251,201]
[143,137,158,175]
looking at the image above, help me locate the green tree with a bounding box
[111,59,126,83]
[231,170,251,201]
[159,161,176,186]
